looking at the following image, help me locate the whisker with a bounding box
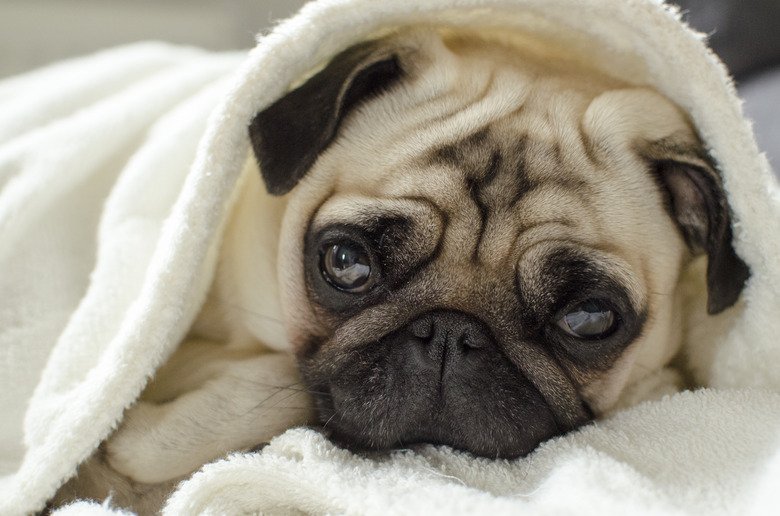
[256,406,314,411]
[255,388,310,411]
[323,411,338,430]
[648,290,674,298]
[225,376,329,397]
[628,361,656,374]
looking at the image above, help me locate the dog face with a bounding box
[247,29,749,458]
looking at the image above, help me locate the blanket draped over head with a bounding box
[1,0,779,514]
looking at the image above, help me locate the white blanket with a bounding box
[2,0,780,515]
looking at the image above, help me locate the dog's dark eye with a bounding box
[321,243,373,293]
[557,299,617,339]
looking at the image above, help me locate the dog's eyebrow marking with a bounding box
[434,128,495,261]
[430,124,598,266]
[503,139,536,208]
[465,149,501,261]
[432,129,539,262]
[433,127,490,165]
[382,195,448,290]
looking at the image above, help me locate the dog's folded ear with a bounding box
[583,88,750,315]
[249,39,407,195]
[650,154,750,314]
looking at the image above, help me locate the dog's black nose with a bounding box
[305,309,562,459]
[406,311,494,375]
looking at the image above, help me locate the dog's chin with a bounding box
[301,311,569,459]
[314,397,561,460]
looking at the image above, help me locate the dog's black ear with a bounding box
[653,155,750,314]
[584,89,749,314]
[249,40,406,195]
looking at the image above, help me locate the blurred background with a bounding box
[0,0,777,168]
[0,0,307,78]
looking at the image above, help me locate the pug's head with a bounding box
[247,29,749,458]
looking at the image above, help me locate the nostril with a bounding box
[461,331,490,350]
[410,317,433,339]
[456,335,473,355]
[406,311,494,354]
[401,310,497,375]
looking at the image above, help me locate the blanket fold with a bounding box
[1,1,779,515]
[163,389,780,516]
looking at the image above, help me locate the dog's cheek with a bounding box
[575,341,646,414]
[215,161,291,349]
[276,183,340,356]
[576,284,686,414]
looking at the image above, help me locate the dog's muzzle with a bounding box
[306,310,563,458]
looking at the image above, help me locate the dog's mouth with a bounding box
[301,310,585,459]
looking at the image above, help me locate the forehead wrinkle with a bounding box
[383,114,605,274]
[419,68,498,127]
[502,221,576,270]
[350,55,529,171]
[516,238,648,313]
[475,179,599,268]
[421,125,603,268]
[369,166,484,275]
[312,193,439,228]
[380,160,484,266]
[514,181,598,231]
[426,129,526,263]
[425,62,531,142]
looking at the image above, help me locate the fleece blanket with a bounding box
[2,0,780,514]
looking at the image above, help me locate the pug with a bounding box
[51,27,749,513]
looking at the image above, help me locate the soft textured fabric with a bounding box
[741,68,780,170]
[1,1,779,515]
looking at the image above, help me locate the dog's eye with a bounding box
[557,299,617,339]
[320,243,373,293]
